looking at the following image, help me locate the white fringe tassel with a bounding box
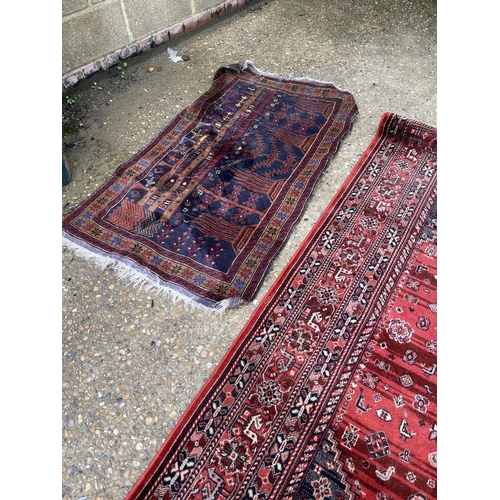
[62,236,234,315]
[235,60,356,94]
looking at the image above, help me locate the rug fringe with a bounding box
[231,60,356,95]
[62,235,234,315]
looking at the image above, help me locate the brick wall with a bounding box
[62,0,257,88]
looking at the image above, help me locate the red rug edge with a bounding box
[124,111,393,500]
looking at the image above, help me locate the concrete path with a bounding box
[62,1,436,498]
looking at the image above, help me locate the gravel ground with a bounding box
[61,0,436,498]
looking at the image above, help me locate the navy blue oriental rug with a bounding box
[62,61,358,311]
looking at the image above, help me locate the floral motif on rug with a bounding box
[62,61,358,311]
[125,112,437,499]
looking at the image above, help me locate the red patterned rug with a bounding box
[62,61,358,312]
[125,112,437,500]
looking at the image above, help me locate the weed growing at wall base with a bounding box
[117,62,128,78]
